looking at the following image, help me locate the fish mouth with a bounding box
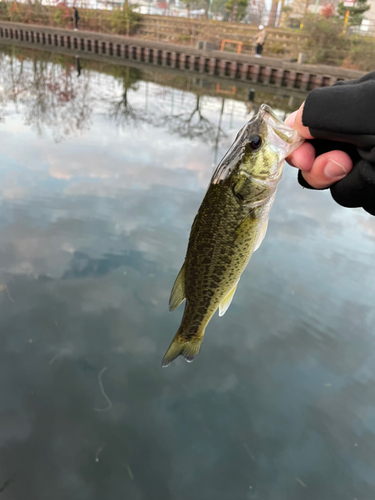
[259,104,304,156]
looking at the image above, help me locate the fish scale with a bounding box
[162,105,303,367]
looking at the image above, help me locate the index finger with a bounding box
[285,103,313,140]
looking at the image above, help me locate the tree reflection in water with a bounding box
[107,65,148,127]
[0,47,231,148]
[0,46,301,151]
[0,48,92,141]
[161,94,221,143]
[106,66,226,147]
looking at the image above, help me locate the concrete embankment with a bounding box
[0,21,365,91]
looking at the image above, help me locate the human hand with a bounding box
[285,103,353,189]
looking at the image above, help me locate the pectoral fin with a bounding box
[169,263,186,312]
[219,282,238,317]
[254,218,269,252]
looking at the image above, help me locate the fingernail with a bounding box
[324,159,348,179]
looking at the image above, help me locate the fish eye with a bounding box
[248,134,262,150]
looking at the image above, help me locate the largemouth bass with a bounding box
[162,104,303,367]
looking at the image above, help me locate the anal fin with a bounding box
[218,282,238,317]
[169,263,186,312]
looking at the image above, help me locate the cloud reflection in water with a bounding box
[0,46,373,500]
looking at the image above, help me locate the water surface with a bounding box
[0,46,374,500]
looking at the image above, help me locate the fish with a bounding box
[162,104,303,367]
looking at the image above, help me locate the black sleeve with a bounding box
[298,71,375,216]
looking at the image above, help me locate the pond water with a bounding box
[0,45,374,500]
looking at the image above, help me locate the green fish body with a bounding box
[162,105,303,367]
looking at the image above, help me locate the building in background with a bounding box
[360,0,375,33]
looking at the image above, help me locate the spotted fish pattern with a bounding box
[162,105,303,367]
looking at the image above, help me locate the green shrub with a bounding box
[8,1,25,23]
[176,33,191,42]
[25,0,49,25]
[268,42,286,55]
[224,0,248,21]
[110,6,140,36]
[51,4,71,28]
[303,14,347,65]
[0,2,8,20]
[342,38,375,71]
[53,7,64,27]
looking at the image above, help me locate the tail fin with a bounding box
[162,328,203,368]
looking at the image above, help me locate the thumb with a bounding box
[301,150,353,189]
